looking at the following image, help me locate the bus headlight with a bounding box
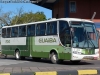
[95,51,99,54]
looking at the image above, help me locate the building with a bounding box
[33,0,100,28]
[33,0,100,22]
[33,0,100,56]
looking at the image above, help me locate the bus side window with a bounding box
[59,21,69,34]
[36,24,40,36]
[47,21,57,35]
[36,23,46,36]
[11,27,18,37]
[7,28,11,38]
[19,26,26,37]
[27,24,35,36]
[2,28,6,38]
[40,23,46,35]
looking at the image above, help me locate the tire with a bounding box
[15,51,25,60]
[50,52,63,64]
[15,51,20,60]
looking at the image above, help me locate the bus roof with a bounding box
[2,18,93,28]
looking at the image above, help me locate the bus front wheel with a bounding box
[50,52,63,64]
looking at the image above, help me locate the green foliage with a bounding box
[11,11,46,25]
[0,7,48,26]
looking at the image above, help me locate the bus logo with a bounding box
[39,38,56,43]
[5,40,10,43]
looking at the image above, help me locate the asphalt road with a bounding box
[0,57,100,73]
[0,57,100,68]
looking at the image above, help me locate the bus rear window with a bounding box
[2,28,6,38]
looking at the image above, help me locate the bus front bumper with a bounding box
[71,54,99,60]
[82,56,98,60]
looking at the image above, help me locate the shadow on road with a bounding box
[0,56,94,66]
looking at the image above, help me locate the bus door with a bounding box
[59,21,71,60]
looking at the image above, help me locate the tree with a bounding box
[0,6,47,44]
[0,6,47,26]
[11,8,46,25]
[0,6,12,27]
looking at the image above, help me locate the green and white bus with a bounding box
[1,18,99,64]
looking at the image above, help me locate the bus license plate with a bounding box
[82,56,94,60]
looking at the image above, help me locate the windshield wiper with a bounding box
[83,24,95,49]
[86,32,95,49]
[82,29,89,48]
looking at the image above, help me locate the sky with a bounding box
[0,2,52,19]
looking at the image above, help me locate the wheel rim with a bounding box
[52,55,57,61]
[51,53,58,63]
[16,52,19,59]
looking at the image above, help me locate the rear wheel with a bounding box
[4,54,7,59]
[15,51,20,60]
[50,52,63,64]
[15,50,25,60]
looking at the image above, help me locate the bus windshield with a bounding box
[70,21,98,49]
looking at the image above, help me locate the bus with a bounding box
[1,18,99,64]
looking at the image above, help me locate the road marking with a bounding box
[35,71,57,75]
[0,59,29,66]
[0,73,10,75]
[78,70,97,75]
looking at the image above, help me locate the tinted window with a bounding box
[46,21,57,35]
[59,21,69,34]
[27,24,35,36]
[36,24,40,36]
[36,23,46,36]
[19,26,26,37]
[2,28,6,38]
[7,28,11,38]
[11,27,18,37]
[59,21,71,47]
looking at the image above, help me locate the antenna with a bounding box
[91,12,96,21]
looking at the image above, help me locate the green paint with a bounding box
[2,50,14,55]
[1,36,71,60]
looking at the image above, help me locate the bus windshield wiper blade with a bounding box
[82,30,89,48]
[83,23,95,49]
[86,32,95,49]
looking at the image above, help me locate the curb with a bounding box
[0,69,100,75]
